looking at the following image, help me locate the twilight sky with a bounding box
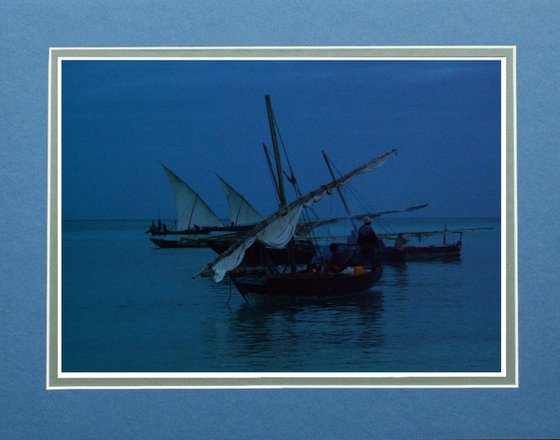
[62,59,501,220]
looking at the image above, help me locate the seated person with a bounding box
[327,243,353,273]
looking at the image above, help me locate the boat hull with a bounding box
[148,225,253,236]
[342,244,461,265]
[403,243,461,261]
[149,238,210,248]
[230,266,382,297]
[379,244,461,263]
[208,240,316,267]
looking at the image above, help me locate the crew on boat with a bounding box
[146,220,157,234]
[327,243,353,273]
[147,219,167,235]
[395,232,408,250]
[357,216,383,268]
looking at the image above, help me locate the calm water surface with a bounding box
[62,218,501,372]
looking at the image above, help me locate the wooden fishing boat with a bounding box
[230,266,382,297]
[148,224,253,236]
[149,237,212,248]
[402,243,462,260]
[346,226,490,264]
[148,165,261,237]
[381,244,460,262]
[379,226,491,262]
[196,95,396,301]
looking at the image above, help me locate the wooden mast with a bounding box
[262,143,280,205]
[265,95,296,272]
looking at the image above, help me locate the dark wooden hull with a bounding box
[230,266,382,297]
[403,243,461,260]
[379,244,461,263]
[344,244,461,265]
[208,240,316,267]
[149,238,210,248]
[150,235,316,266]
[147,225,253,236]
[381,247,406,264]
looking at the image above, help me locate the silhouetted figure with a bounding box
[358,216,383,268]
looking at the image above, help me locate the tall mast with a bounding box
[322,151,359,232]
[266,95,296,272]
[262,143,280,205]
[265,95,287,207]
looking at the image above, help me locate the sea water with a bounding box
[61,218,501,372]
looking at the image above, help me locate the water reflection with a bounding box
[225,291,385,371]
[411,256,463,266]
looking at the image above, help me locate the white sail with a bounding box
[161,164,223,230]
[201,148,397,281]
[212,205,303,282]
[216,175,263,226]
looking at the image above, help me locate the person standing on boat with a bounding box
[358,216,383,268]
[395,233,408,250]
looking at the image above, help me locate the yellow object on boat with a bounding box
[354,266,364,275]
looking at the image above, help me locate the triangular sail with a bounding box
[216,175,263,226]
[199,148,397,281]
[161,164,223,230]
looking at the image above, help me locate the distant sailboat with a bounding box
[148,164,255,243]
[377,226,492,261]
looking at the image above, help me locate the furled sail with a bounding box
[161,164,223,231]
[199,148,397,282]
[216,174,264,226]
[297,204,429,234]
[211,205,303,282]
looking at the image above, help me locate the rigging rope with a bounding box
[269,109,322,245]
[330,158,395,236]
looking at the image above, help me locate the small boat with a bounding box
[230,266,382,297]
[379,226,491,262]
[149,237,212,248]
[402,243,462,260]
[148,164,224,236]
[381,243,460,262]
[148,164,258,237]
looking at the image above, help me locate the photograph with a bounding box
[49,48,514,387]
